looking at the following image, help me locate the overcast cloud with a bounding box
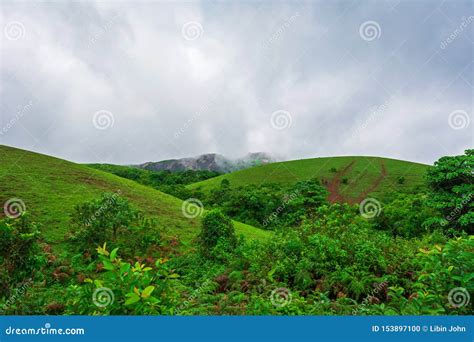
[1,0,472,165]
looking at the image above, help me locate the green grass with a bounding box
[0,145,270,244]
[188,156,430,201]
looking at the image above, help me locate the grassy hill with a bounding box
[0,145,269,244]
[188,156,430,203]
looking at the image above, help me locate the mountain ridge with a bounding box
[136,152,276,173]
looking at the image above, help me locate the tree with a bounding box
[198,209,237,258]
[0,214,42,296]
[425,149,473,233]
[71,193,136,247]
[220,179,230,188]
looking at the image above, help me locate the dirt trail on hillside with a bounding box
[327,161,356,203]
[326,160,388,204]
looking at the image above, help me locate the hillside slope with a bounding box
[187,156,430,203]
[0,145,269,243]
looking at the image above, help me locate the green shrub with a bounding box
[198,209,237,259]
[375,194,435,237]
[425,149,473,233]
[66,244,180,315]
[0,214,43,297]
[70,193,137,249]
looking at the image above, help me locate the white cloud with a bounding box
[0,1,472,164]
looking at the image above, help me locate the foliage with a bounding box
[203,179,328,229]
[373,236,473,315]
[1,145,471,316]
[198,209,237,260]
[425,149,473,234]
[88,164,220,199]
[374,194,435,237]
[70,193,137,249]
[66,244,180,314]
[0,214,43,297]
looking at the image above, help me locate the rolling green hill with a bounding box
[187,156,430,203]
[0,145,269,244]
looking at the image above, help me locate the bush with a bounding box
[198,209,237,259]
[66,244,180,315]
[70,193,137,250]
[0,214,43,297]
[425,149,473,233]
[221,179,230,188]
[374,194,435,237]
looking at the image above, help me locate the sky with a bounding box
[0,0,472,165]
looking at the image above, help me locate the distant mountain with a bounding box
[136,152,276,173]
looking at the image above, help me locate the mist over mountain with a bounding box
[136,152,276,173]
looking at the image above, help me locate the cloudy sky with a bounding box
[1,0,472,165]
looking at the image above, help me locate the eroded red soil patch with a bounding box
[325,161,388,204]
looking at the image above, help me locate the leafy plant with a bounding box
[198,209,237,260]
[67,243,180,315]
[70,193,137,249]
[425,149,473,233]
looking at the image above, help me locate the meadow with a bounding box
[0,145,472,315]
